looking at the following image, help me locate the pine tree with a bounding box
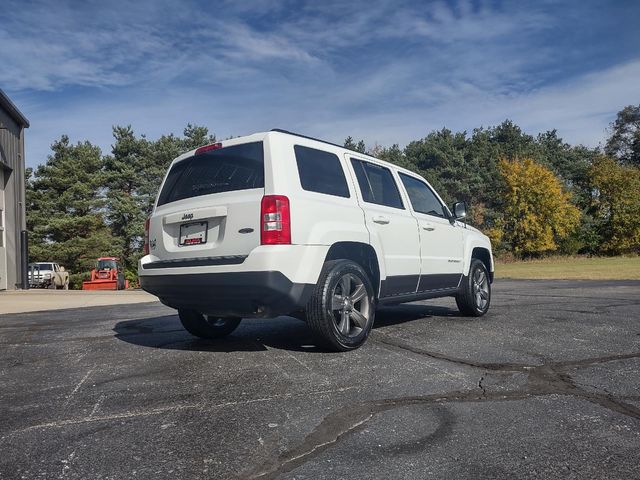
[104,124,216,271]
[344,136,366,153]
[26,136,116,273]
[103,126,151,271]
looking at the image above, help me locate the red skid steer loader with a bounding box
[82,257,128,290]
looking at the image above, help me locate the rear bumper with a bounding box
[139,245,330,285]
[139,271,315,318]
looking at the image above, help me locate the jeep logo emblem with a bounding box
[181,213,194,220]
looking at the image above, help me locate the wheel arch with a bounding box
[324,242,382,298]
[470,247,494,283]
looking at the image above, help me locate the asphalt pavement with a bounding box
[1,279,639,479]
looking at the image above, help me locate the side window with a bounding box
[294,145,350,198]
[399,173,447,218]
[350,159,404,209]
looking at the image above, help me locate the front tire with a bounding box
[456,259,491,316]
[306,259,376,351]
[178,309,242,339]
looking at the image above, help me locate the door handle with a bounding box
[422,224,436,231]
[372,216,390,225]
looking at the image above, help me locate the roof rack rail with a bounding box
[270,128,366,155]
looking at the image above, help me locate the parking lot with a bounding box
[1,279,639,479]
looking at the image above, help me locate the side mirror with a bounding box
[452,201,467,220]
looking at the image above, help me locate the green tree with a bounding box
[344,136,366,153]
[182,124,216,151]
[404,128,472,204]
[589,156,640,253]
[103,126,152,270]
[371,143,409,169]
[104,124,216,271]
[605,104,640,166]
[536,130,593,194]
[26,136,116,273]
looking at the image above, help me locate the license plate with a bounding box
[179,221,208,246]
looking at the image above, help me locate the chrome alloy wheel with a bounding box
[473,268,490,310]
[331,273,372,337]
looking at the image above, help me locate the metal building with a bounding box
[0,89,29,290]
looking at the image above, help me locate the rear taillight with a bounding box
[195,142,223,155]
[260,195,291,245]
[143,218,150,255]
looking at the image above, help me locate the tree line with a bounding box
[347,104,640,257]
[26,125,216,285]
[26,105,640,285]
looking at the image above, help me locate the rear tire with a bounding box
[456,259,491,316]
[178,309,242,339]
[306,259,375,351]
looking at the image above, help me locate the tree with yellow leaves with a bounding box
[497,157,581,256]
[589,156,640,253]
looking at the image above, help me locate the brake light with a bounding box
[260,195,291,245]
[195,143,223,155]
[143,218,150,255]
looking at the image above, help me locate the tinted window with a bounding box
[351,159,404,209]
[32,263,54,270]
[157,142,264,206]
[294,145,350,198]
[399,173,446,218]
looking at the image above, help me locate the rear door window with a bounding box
[351,159,404,209]
[157,142,264,206]
[294,145,350,198]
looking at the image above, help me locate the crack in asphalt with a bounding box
[241,332,640,480]
[478,374,487,398]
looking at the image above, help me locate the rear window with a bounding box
[31,263,54,270]
[157,142,264,206]
[294,145,350,198]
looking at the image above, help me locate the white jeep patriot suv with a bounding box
[139,129,493,351]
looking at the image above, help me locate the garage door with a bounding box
[0,168,6,290]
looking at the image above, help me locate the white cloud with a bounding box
[198,21,319,63]
[3,0,638,167]
[20,58,639,169]
[308,59,640,149]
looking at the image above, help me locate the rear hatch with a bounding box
[148,141,265,264]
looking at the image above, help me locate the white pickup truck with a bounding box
[28,262,70,289]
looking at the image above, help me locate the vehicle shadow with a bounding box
[375,304,459,328]
[113,303,460,353]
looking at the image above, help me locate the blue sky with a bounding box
[2,0,639,168]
